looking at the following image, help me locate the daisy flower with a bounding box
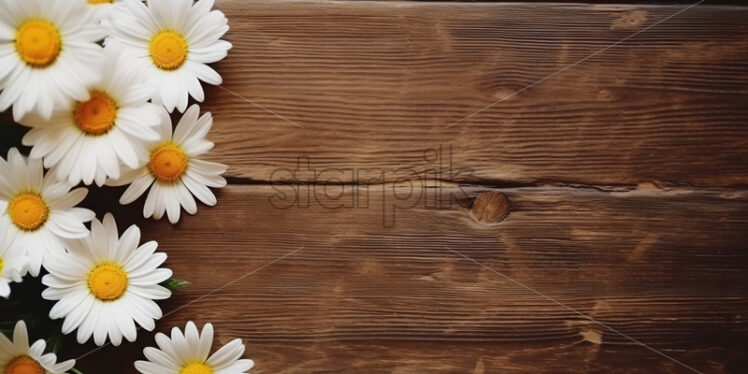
[0,320,76,374]
[104,0,232,112]
[21,47,162,187]
[42,213,173,346]
[0,0,106,121]
[0,225,28,298]
[135,321,254,374]
[0,148,94,277]
[110,104,227,224]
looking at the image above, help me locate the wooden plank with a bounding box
[70,184,748,373]
[73,341,745,374]
[198,0,748,187]
[3,2,747,373]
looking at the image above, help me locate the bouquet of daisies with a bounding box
[0,0,253,373]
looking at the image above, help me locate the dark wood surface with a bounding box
[2,0,747,373]
[71,184,748,373]
[206,0,748,187]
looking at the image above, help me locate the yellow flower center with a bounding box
[9,193,49,231]
[0,257,4,275]
[88,263,128,301]
[88,0,114,4]
[181,362,213,374]
[74,90,118,136]
[4,356,44,374]
[150,31,188,70]
[15,19,61,68]
[149,143,189,181]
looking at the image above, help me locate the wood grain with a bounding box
[69,184,748,374]
[199,0,748,187]
[2,1,747,373]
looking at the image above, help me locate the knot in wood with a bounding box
[470,192,510,224]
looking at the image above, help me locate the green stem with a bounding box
[70,368,84,374]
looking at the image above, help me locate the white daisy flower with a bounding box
[0,0,106,121]
[110,104,227,224]
[42,213,173,346]
[0,225,28,298]
[21,47,162,187]
[0,320,76,374]
[0,148,94,277]
[104,0,232,112]
[135,321,254,374]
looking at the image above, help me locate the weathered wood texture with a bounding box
[201,0,748,187]
[3,1,747,373]
[74,0,748,373]
[70,185,748,373]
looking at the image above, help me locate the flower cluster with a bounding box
[0,0,252,373]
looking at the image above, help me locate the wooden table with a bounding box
[3,0,748,373]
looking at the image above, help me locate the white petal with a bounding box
[13,321,29,350]
[47,211,90,239]
[215,359,255,374]
[182,175,217,206]
[207,339,245,369]
[198,323,213,361]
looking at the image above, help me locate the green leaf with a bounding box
[46,329,64,354]
[161,277,190,291]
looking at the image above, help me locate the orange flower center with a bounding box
[74,91,118,136]
[148,143,189,181]
[9,193,49,231]
[150,31,188,70]
[180,362,213,374]
[4,356,44,374]
[15,19,61,68]
[88,263,128,301]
